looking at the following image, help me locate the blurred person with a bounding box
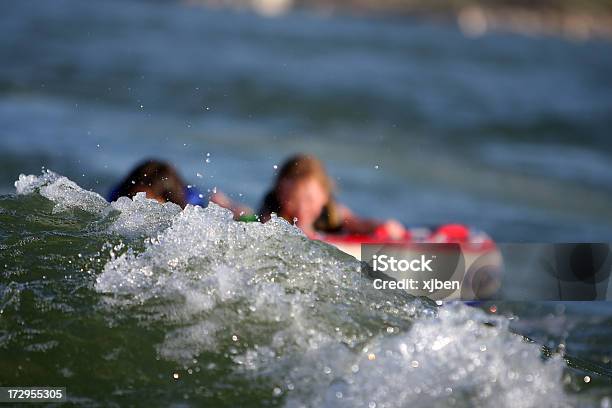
[258,154,406,239]
[108,159,251,218]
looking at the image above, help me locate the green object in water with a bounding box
[238,214,259,222]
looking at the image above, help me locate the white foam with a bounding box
[94,193,569,406]
[96,203,370,361]
[293,305,569,408]
[15,170,108,214]
[14,171,182,236]
[107,192,181,237]
[15,170,60,195]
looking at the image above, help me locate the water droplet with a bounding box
[584,375,591,383]
[173,373,179,380]
[273,164,278,170]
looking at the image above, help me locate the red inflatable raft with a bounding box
[322,223,497,260]
[321,224,502,300]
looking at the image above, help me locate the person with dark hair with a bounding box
[109,159,251,218]
[109,160,189,207]
[259,154,406,239]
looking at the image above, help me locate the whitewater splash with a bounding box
[8,170,571,407]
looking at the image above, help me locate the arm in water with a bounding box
[337,203,407,240]
[210,191,253,220]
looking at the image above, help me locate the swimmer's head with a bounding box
[113,159,187,208]
[273,154,334,230]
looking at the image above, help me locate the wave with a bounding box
[1,170,573,406]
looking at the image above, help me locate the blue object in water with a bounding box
[185,185,209,207]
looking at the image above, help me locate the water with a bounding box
[2,0,612,242]
[1,0,612,405]
[1,171,608,406]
